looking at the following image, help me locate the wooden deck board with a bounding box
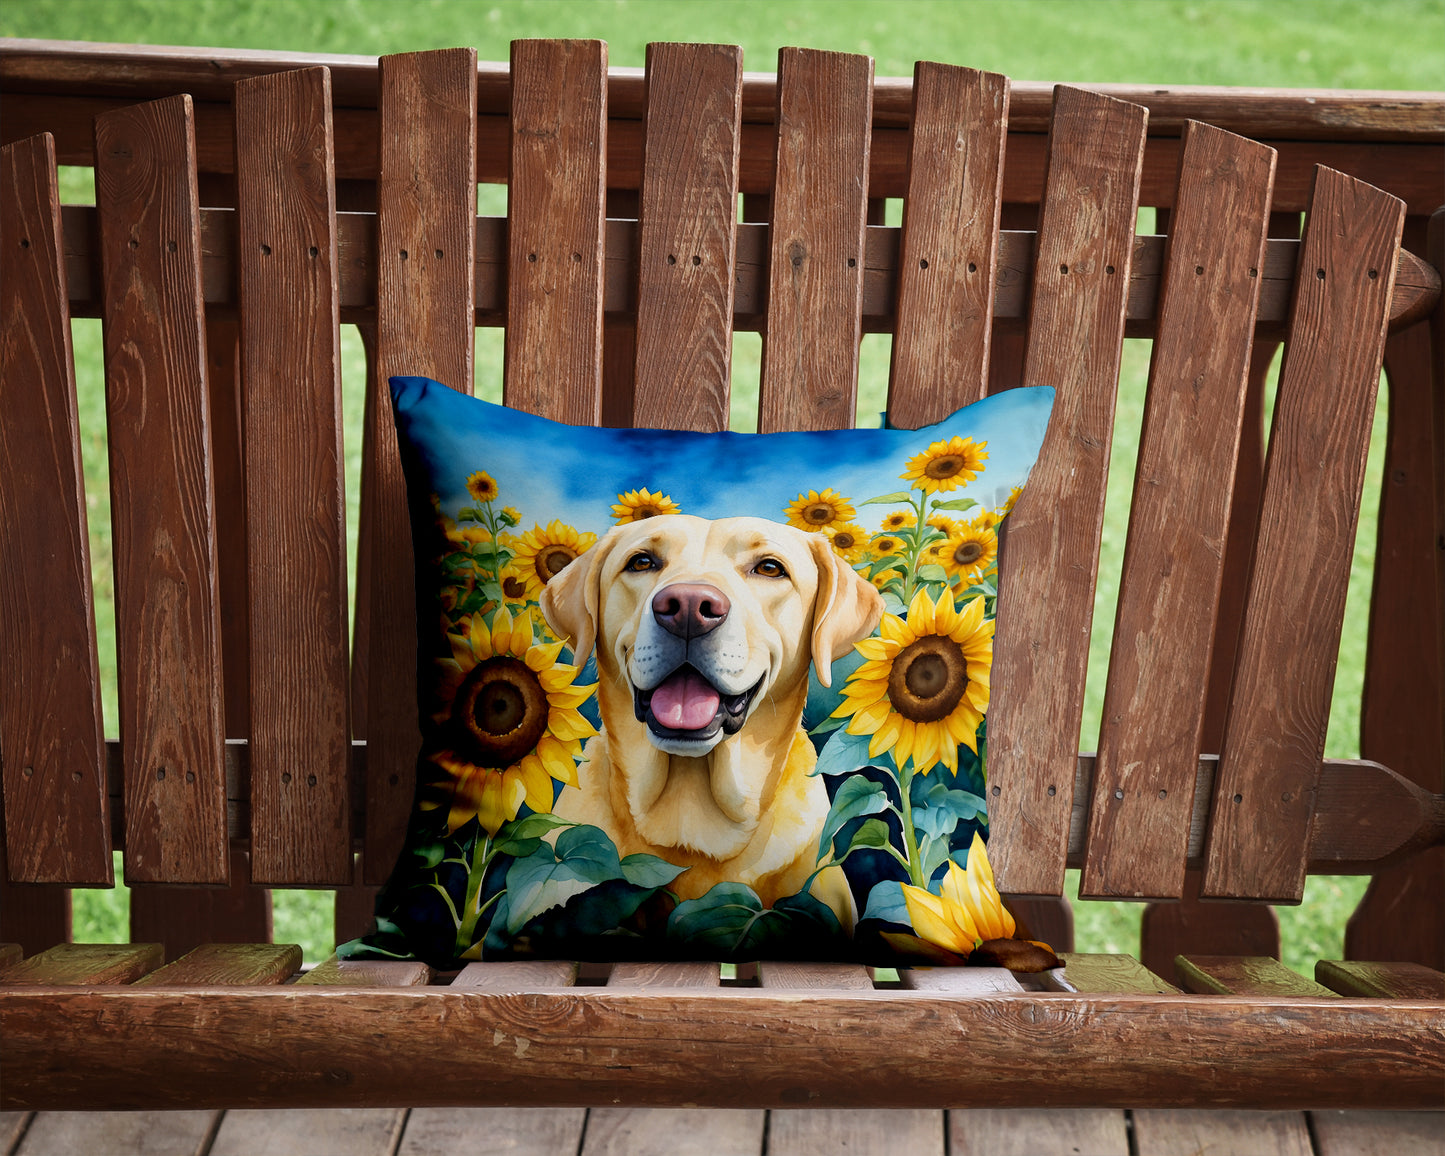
[207,1109,404,1156]
[15,1111,218,1156]
[1133,1110,1314,1156]
[951,1109,1129,1155]
[399,1108,586,1156]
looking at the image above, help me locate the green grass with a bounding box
[32,0,1442,971]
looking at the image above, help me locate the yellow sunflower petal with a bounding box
[468,613,493,660]
[525,639,566,671]
[508,607,534,658]
[513,755,555,815]
[902,883,975,955]
[489,603,514,658]
[448,631,475,668]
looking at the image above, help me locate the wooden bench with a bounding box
[1,36,1442,1129]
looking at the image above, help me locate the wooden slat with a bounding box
[630,42,742,432]
[769,1110,943,1156]
[757,47,873,434]
[361,49,477,886]
[583,1107,763,1156]
[1139,869,1279,982]
[1316,959,1445,999]
[1310,1110,1445,1156]
[0,132,110,885]
[504,39,606,424]
[93,95,229,885]
[0,945,20,968]
[1084,123,1276,900]
[899,967,1024,993]
[888,63,1009,425]
[132,942,300,986]
[128,846,272,962]
[609,961,720,988]
[951,1109,1129,1156]
[1133,1110,1313,1156]
[0,942,162,985]
[757,962,872,990]
[209,1109,404,1156]
[401,1109,588,1156]
[986,87,1148,896]
[0,872,70,957]
[15,1110,219,1156]
[233,67,352,885]
[1058,953,1180,994]
[297,954,433,987]
[451,960,578,988]
[1204,167,1407,902]
[1175,955,1336,997]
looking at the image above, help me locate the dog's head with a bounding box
[540,515,883,757]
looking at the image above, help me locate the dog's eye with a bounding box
[753,558,788,578]
[624,552,658,573]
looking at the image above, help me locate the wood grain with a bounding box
[93,95,228,885]
[233,67,352,885]
[362,49,478,886]
[631,43,741,432]
[609,961,720,988]
[0,133,111,884]
[757,48,873,434]
[888,63,1008,426]
[1,1113,31,1154]
[1310,1110,1445,1156]
[1204,167,1406,902]
[451,960,578,988]
[1316,959,1445,999]
[769,1110,943,1156]
[0,870,70,956]
[1084,123,1275,900]
[131,942,301,986]
[128,846,272,961]
[504,39,607,424]
[583,1108,763,1156]
[757,962,872,990]
[951,1109,1128,1156]
[899,967,1024,993]
[1175,955,1336,997]
[297,954,432,987]
[0,942,162,985]
[401,1108,587,1156]
[208,1109,404,1156]
[1058,953,1181,994]
[14,1110,219,1156]
[986,87,1148,896]
[1133,1110,1313,1156]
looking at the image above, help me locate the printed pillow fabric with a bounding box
[347,377,1055,969]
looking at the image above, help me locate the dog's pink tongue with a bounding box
[651,669,721,731]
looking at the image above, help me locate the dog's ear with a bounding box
[807,536,885,688]
[538,529,618,668]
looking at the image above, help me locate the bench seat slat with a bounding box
[451,960,579,988]
[0,133,111,886]
[756,961,872,990]
[93,95,230,886]
[0,942,162,985]
[1204,167,1406,903]
[987,87,1148,896]
[1316,959,1445,999]
[131,942,301,986]
[1083,122,1276,901]
[1175,954,1337,997]
[1055,952,1181,994]
[233,67,353,886]
[297,954,433,986]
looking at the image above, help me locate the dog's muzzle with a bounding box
[633,665,763,743]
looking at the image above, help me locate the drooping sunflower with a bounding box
[899,832,1015,957]
[879,509,917,533]
[466,470,500,505]
[500,506,522,527]
[611,488,682,524]
[901,436,989,494]
[784,488,856,533]
[424,604,596,836]
[831,587,993,775]
[929,522,998,585]
[511,520,599,600]
[825,522,869,563]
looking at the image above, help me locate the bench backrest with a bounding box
[0,43,1437,936]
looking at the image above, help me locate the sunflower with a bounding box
[497,562,531,603]
[900,832,1015,957]
[611,488,682,524]
[925,513,960,537]
[871,568,902,591]
[466,471,499,504]
[879,509,917,533]
[825,522,869,563]
[424,604,596,836]
[446,524,493,547]
[500,506,522,527]
[870,534,904,557]
[511,520,599,600]
[901,436,988,494]
[1003,486,1023,514]
[831,587,993,774]
[929,522,998,585]
[784,488,856,533]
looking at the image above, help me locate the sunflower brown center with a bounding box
[834,531,857,549]
[924,455,965,480]
[453,655,549,766]
[952,540,985,566]
[804,504,834,524]
[538,547,578,581]
[888,635,968,723]
[501,576,528,599]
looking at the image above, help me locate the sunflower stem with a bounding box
[898,761,927,888]
[455,832,496,954]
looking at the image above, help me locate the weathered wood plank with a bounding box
[757,962,873,990]
[608,962,720,988]
[769,1110,943,1156]
[14,1110,219,1156]
[583,1108,763,1156]
[899,967,1024,993]
[758,47,873,433]
[951,1109,1129,1155]
[888,63,1008,425]
[1084,122,1275,900]
[1133,1110,1313,1156]
[1204,167,1406,902]
[1316,960,1445,999]
[1058,953,1181,994]
[0,942,162,985]
[451,960,578,988]
[1310,1110,1445,1156]
[630,42,741,432]
[233,67,352,885]
[362,48,477,886]
[132,942,301,986]
[297,954,433,987]
[93,94,229,886]
[0,945,20,968]
[986,87,1148,896]
[0,132,111,885]
[209,1109,404,1156]
[400,1108,587,1156]
[504,39,606,424]
[1175,955,1336,997]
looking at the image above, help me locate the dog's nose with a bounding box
[652,582,731,640]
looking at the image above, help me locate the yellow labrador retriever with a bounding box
[539,515,882,920]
